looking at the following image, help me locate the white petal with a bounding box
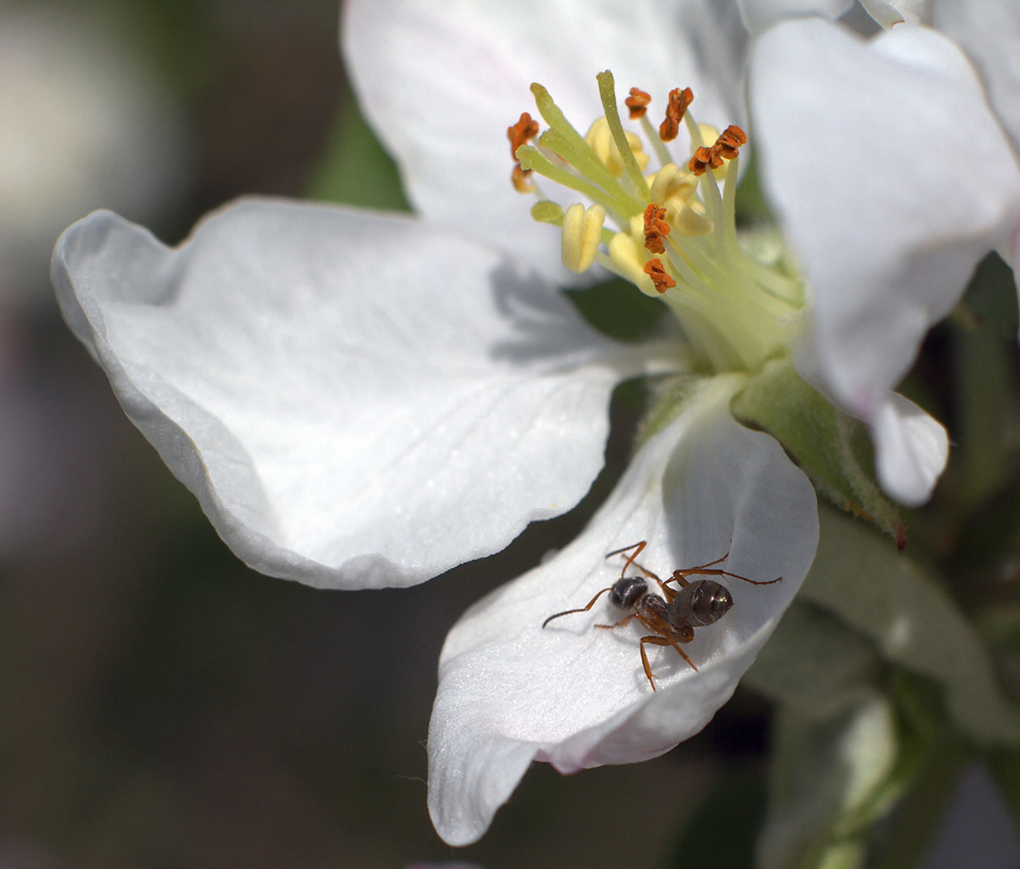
[735,0,854,34]
[859,0,928,28]
[871,392,949,506]
[427,375,819,845]
[343,0,748,280]
[934,0,1020,153]
[751,19,1020,421]
[52,200,635,588]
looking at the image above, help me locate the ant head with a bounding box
[688,580,733,626]
[609,576,648,610]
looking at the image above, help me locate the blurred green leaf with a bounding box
[565,277,667,343]
[802,508,1020,746]
[986,746,1020,829]
[757,694,898,869]
[948,253,1019,512]
[745,600,880,718]
[665,768,767,869]
[306,95,411,211]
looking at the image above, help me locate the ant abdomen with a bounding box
[671,580,734,627]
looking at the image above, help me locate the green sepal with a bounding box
[731,357,906,548]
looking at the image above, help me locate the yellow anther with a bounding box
[666,199,713,236]
[561,203,607,273]
[648,163,698,208]
[531,200,564,224]
[608,225,658,297]
[697,123,719,148]
[584,117,650,177]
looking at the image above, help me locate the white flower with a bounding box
[340,0,1020,842]
[52,0,1020,850]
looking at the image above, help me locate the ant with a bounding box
[541,541,781,691]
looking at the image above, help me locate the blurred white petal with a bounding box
[933,0,1020,153]
[872,392,949,507]
[736,0,854,33]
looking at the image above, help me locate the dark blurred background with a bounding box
[0,1,777,866]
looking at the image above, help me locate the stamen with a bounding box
[562,203,607,273]
[659,87,693,143]
[625,88,651,120]
[512,164,536,193]
[689,125,747,176]
[508,112,539,157]
[507,72,802,375]
[714,125,748,161]
[585,117,649,177]
[644,258,676,294]
[508,112,541,193]
[668,199,713,236]
[648,164,697,208]
[643,204,670,254]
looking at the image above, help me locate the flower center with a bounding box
[508,70,804,374]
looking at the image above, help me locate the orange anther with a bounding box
[512,164,536,193]
[688,146,720,176]
[644,258,676,294]
[689,125,747,176]
[659,87,693,142]
[625,88,652,120]
[508,112,540,158]
[714,125,747,160]
[643,203,671,254]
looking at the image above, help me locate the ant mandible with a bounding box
[541,541,782,691]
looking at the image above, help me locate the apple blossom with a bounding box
[50,0,1020,853]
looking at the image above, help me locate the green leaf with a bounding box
[757,694,898,869]
[744,600,880,717]
[802,507,1020,746]
[564,277,667,344]
[732,358,905,548]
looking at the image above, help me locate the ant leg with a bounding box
[664,553,782,588]
[594,613,637,630]
[667,554,730,589]
[672,567,782,587]
[605,540,661,583]
[652,577,678,602]
[638,636,668,691]
[605,540,645,574]
[638,635,699,691]
[542,586,614,629]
